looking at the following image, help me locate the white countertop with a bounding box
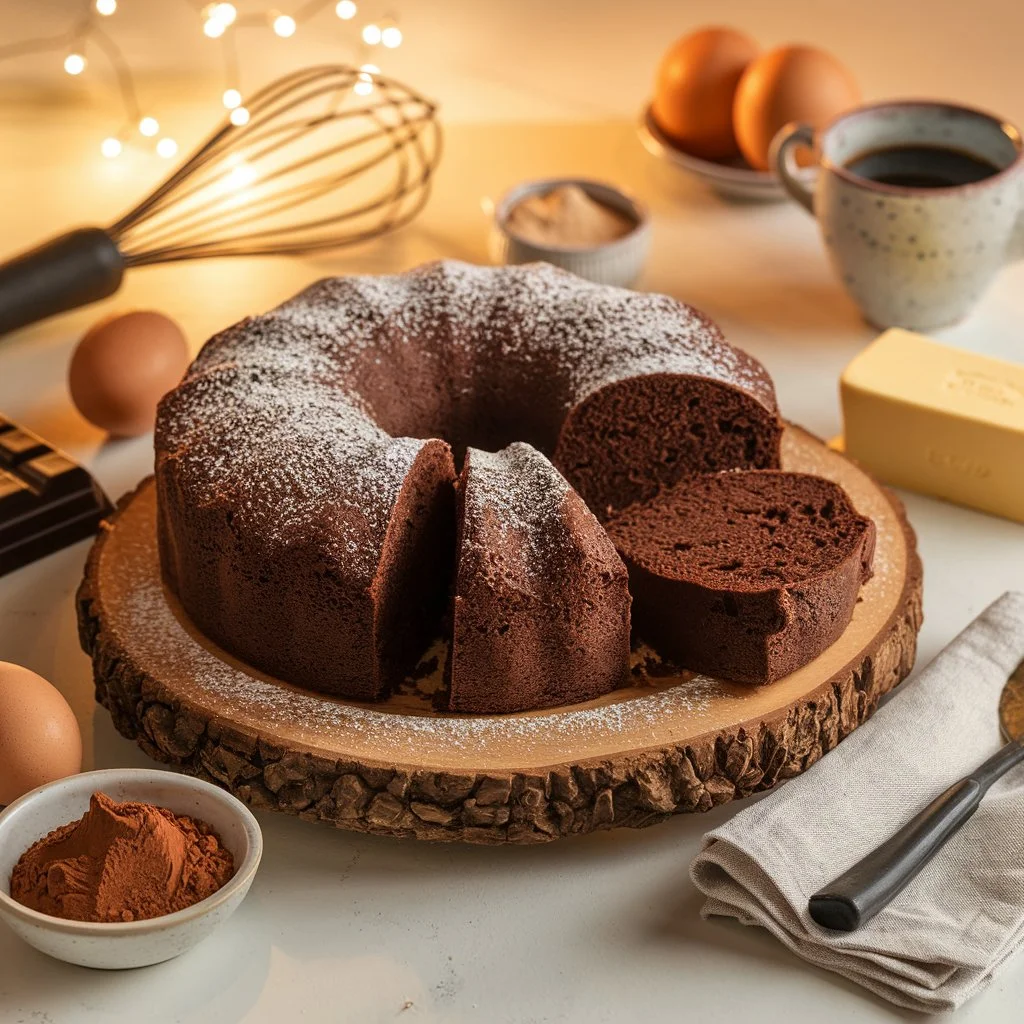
[2,113,1024,1023]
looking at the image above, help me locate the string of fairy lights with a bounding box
[0,0,404,160]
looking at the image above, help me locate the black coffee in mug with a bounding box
[844,144,1002,188]
[772,100,1024,329]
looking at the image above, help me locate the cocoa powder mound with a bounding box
[9,791,234,923]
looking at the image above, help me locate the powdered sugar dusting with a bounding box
[265,261,776,407]
[158,365,423,576]
[467,444,569,522]
[400,261,775,406]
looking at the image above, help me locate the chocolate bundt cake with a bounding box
[156,260,784,710]
[606,471,876,685]
[444,444,631,714]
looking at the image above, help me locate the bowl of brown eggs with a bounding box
[640,27,860,201]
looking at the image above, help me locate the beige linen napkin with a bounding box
[691,591,1024,1013]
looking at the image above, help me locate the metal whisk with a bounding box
[0,64,442,336]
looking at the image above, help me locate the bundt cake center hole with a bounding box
[356,360,570,472]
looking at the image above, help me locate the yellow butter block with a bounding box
[840,328,1024,523]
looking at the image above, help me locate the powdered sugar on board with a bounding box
[103,483,729,767]
[97,432,911,772]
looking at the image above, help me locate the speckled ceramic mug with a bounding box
[771,101,1024,329]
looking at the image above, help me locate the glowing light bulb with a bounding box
[157,137,179,159]
[100,137,122,158]
[335,0,356,19]
[64,53,86,76]
[230,106,250,126]
[354,66,376,96]
[212,3,237,25]
[222,88,242,110]
[139,116,159,137]
[95,0,117,15]
[361,23,381,45]
[204,17,225,37]
[272,14,296,37]
[381,26,402,48]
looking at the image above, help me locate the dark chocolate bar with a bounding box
[0,415,112,576]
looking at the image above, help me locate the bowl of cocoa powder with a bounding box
[0,768,262,969]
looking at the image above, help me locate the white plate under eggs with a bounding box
[638,104,801,202]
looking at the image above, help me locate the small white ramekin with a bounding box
[0,768,262,970]
[489,177,652,288]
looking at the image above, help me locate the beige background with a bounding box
[4,0,1024,126]
[2,2,1024,1022]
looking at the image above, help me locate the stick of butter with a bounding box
[840,328,1024,522]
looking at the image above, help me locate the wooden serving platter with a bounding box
[77,426,922,844]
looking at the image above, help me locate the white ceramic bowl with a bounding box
[0,768,262,969]
[490,177,652,288]
[637,104,794,202]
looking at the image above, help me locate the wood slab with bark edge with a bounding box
[77,426,922,844]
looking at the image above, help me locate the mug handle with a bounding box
[769,122,816,214]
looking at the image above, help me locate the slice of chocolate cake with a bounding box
[442,443,631,714]
[606,471,876,685]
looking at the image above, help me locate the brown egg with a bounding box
[0,662,82,806]
[651,27,760,161]
[68,311,190,437]
[733,44,860,171]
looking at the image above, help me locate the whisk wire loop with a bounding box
[106,65,442,266]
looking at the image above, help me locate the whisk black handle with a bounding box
[0,227,125,337]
